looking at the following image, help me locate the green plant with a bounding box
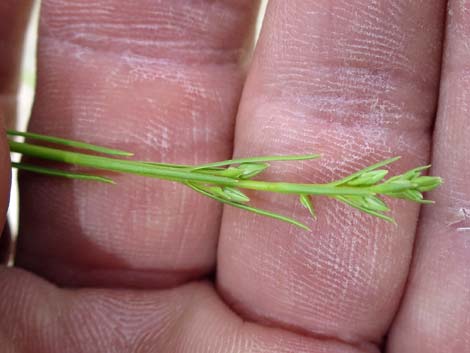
[6,130,442,230]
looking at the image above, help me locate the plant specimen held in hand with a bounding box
[7,130,442,230]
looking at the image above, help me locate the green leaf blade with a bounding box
[12,162,115,184]
[333,156,401,186]
[191,154,320,171]
[7,129,134,157]
[299,195,316,219]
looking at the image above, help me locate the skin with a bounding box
[0,0,469,352]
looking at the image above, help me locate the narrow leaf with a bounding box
[191,154,320,171]
[299,195,316,219]
[139,161,192,169]
[363,195,390,212]
[333,156,401,186]
[7,130,133,157]
[401,165,432,180]
[346,169,388,186]
[222,187,250,203]
[238,163,270,179]
[12,162,115,184]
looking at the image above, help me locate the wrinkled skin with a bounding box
[1,1,470,352]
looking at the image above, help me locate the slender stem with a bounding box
[234,179,374,196]
[9,141,240,185]
[7,129,133,157]
[9,141,377,196]
[11,162,114,184]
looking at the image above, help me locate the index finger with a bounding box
[15,0,260,288]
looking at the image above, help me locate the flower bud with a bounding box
[401,165,431,181]
[216,167,244,178]
[238,163,269,179]
[222,187,250,203]
[299,194,316,219]
[363,195,389,212]
[347,169,388,186]
[415,176,443,192]
[207,186,227,199]
[389,189,423,202]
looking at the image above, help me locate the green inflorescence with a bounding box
[7,130,442,231]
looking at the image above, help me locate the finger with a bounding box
[15,0,259,288]
[218,0,445,348]
[387,1,470,351]
[0,268,368,353]
[0,0,34,128]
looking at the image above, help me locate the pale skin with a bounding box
[0,0,469,352]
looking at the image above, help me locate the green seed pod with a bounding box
[222,187,250,203]
[299,194,316,219]
[378,179,416,193]
[363,195,389,212]
[238,163,269,179]
[216,167,244,178]
[347,169,388,186]
[207,186,228,199]
[402,165,431,181]
[415,176,443,192]
[403,189,424,202]
[389,189,423,202]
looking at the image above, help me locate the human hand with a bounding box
[0,1,468,352]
